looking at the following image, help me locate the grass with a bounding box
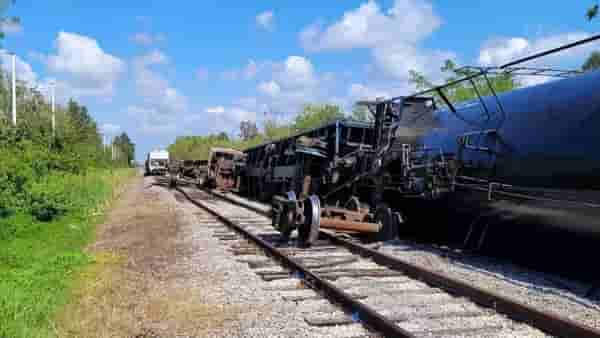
[54,178,239,338]
[0,169,135,338]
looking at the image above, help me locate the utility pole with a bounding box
[11,53,16,126]
[50,81,56,138]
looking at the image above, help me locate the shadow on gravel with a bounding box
[380,239,600,310]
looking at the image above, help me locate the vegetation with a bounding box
[351,103,373,122]
[292,104,344,131]
[0,3,136,335]
[0,169,133,338]
[587,2,598,21]
[169,103,344,160]
[409,59,519,105]
[0,0,18,47]
[582,52,600,72]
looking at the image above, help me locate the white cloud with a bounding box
[300,0,450,85]
[1,20,22,35]
[0,51,38,87]
[478,32,593,66]
[126,105,177,135]
[100,123,120,135]
[373,44,455,81]
[205,106,225,114]
[348,83,391,101]
[256,11,275,31]
[46,31,125,98]
[220,59,265,81]
[300,0,440,51]
[258,80,281,97]
[274,56,316,89]
[136,49,168,66]
[186,105,258,134]
[252,56,322,113]
[129,32,166,46]
[478,32,595,87]
[132,50,187,115]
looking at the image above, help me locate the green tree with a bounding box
[264,119,293,140]
[113,132,135,167]
[239,120,259,140]
[409,59,518,105]
[293,104,344,131]
[350,103,373,122]
[0,0,18,48]
[587,3,598,21]
[582,51,600,71]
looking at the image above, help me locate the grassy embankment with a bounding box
[0,169,135,338]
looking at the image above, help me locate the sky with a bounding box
[0,0,598,161]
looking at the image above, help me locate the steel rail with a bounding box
[175,186,414,338]
[206,187,600,338]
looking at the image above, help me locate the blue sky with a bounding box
[1,1,598,160]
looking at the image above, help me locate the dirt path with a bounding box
[55,174,239,338]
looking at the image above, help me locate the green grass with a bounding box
[0,169,135,338]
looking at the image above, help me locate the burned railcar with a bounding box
[238,97,447,245]
[206,148,245,191]
[241,120,376,202]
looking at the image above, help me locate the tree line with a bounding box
[168,104,345,160]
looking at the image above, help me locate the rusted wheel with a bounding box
[298,195,321,246]
[370,204,398,242]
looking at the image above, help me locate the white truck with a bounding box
[145,150,170,176]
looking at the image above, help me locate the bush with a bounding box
[27,175,71,222]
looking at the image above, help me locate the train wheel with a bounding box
[345,196,361,211]
[370,204,398,242]
[277,191,297,242]
[298,195,321,247]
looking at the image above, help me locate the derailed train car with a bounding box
[239,98,442,244]
[239,64,600,260]
[206,147,245,191]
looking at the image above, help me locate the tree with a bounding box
[113,132,135,166]
[587,3,598,21]
[582,51,600,72]
[239,120,258,140]
[409,59,518,105]
[0,1,18,48]
[216,131,229,141]
[293,104,344,131]
[351,103,373,122]
[264,119,293,140]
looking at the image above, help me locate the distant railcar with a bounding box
[206,148,245,191]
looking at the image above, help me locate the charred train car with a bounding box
[206,148,245,191]
[239,98,441,244]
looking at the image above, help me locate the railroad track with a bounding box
[171,179,600,338]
